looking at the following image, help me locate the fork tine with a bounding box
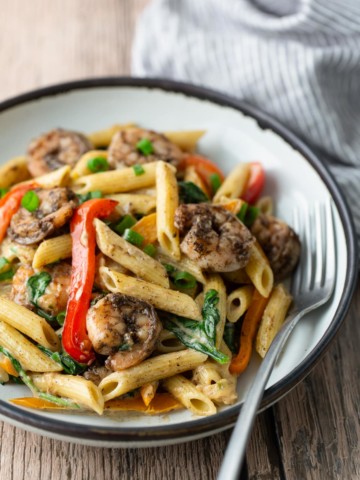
[314,202,325,287]
[324,199,336,290]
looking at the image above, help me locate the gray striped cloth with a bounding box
[132,0,360,251]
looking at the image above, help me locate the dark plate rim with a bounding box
[0,76,357,444]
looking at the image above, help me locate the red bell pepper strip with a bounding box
[62,198,118,364]
[179,154,225,195]
[0,183,38,243]
[241,162,265,204]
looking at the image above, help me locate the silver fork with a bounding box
[218,199,336,480]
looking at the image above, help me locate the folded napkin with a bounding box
[132,0,360,252]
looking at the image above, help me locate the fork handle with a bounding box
[217,309,301,480]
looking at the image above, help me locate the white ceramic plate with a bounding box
[0,79,357,447]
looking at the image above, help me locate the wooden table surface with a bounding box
[0,1,359,479]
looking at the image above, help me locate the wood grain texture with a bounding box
[0,1,359,479]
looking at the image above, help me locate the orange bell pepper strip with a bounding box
[131,213,157,246]
[229,289,269,375]
[179,154,225,194]
[62,198,118,364]
[0,182,38,243]
[0,355,19,377]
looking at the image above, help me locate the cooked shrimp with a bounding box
[251,213,301,280]
[174,203,255,272]
[11,262,71,316]
[27,128,93,177]
[86,293,162,371]
[8,187,78,245]
[108,127,183,169]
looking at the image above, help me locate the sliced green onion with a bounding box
[173,271,197,289]
[136,138,154,156]
[77,190,103,204]
[87,156,109,173]
[245,206,260,226]
[123,228,144,247]
[0,257,9,271]
[133,164,145,176]
[237,203,248,223]
[21,190,40,212]
[114,215,137,235]
[0,187,9,198]
[209,173,222,193]
[56,311,66,326]
[0,269,14,281]
[143,244,156,257]
[164,263,176,274]
[237,202,259,227]
[90,190,103,199]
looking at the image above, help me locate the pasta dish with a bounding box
[0,125,300,417]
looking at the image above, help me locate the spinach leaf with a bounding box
[38,346,87,375]
[0,346,80,408]
[178,181,209,204]
[27,272,52,305]
[162,289,229,364]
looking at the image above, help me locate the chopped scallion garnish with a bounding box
[143,244,156,257]
[123,228,144,247]
[0,257,9,271]
[87,156,109,173]
[56,311,66,326]
[21,190,40,212]
[133,164,145,176]
[114,215,137,235]
[0,187,9,198]
[173,271,197,289]
[209,173,222,193]
[0,269,14,282]
[237,202,259,227]
[136,138,154,156]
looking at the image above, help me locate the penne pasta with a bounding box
[105,193,156,216]
[32,234,72,269]
[73,161,157,194]
[71,150,109,180]
[156,250,207,285]
[99,267,202,320]
[163,374,217,416]
[192,360,237,405]
[256,284,293,358]
[87,123,135,148]
[226,285,254,323]
[31,373,104,415]
[99,349,207,401]
[0,156,30,188]
[213,163,251,202]
[156,161,181,259]
[245,243,274,298]
[0,297,60,351]
[0,320,62,372]
[20,165,71,188]
[140,381,159,407]
[163,130,205,152]
[94,219,169,288]
[156,329,186,354]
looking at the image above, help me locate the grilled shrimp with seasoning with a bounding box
[251,213,301,280]
[11,262,72,316]
[7,187,78,245]
[86,293,162,371]
[108,127,183,169]
[27,128,93,177]
[174,203,255,272]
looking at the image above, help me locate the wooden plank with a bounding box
[274,280,360,479]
